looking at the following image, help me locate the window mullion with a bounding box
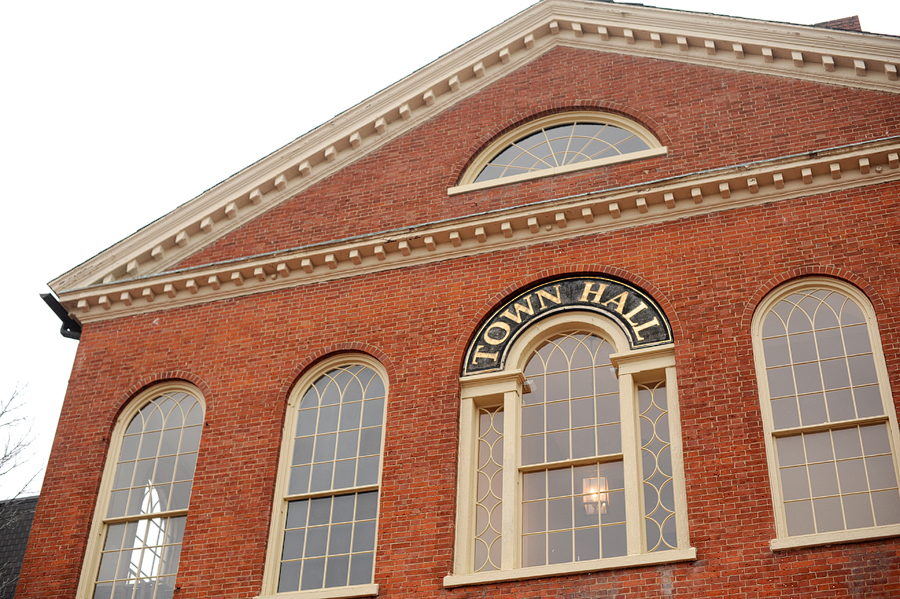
[771,414,889,438]
[502,388,519,569]
[454,397,477,575]
[284,483,379,503]
[102,508,189,526]
[665,366,690,550]
[618,372,643,555]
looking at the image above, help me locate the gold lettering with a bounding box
[535,285,562,310]
[623,302,648,325]
[631,317,660,341]
[602,291,629,314]
[501,296,535,324]
[484,321,511,345]
[579,282,608,303]
[471,345,499,364]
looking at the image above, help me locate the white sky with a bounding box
[1,0,897,500]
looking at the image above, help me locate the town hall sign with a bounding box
[463,276,673,375]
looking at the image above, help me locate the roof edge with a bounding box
[50,0,900,294]
[57,138,900,324]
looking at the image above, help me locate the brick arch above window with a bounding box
[451,111,667,195]
[114,372,213,425]
[741,267,885,333]
[277,343,396,405]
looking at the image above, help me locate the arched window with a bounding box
[752,278,900,550]
[450,112,666,194]
[77,383,205,599]
[261,356,388,598]
[447,306,693,587]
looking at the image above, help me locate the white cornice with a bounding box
[50,0,900,295]
[58,139,900,324]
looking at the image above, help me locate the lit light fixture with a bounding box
[582,476,608,515]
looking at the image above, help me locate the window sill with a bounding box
[447,146,668,195]
[255,583,378,599]
[442,548,696,588]
[770,524,900,551]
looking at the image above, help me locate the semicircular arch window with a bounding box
[453,112,666,193]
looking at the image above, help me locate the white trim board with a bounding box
[58,139,900,324]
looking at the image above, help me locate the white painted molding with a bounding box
[254,583,379,599]
[49,0,900,296]
[56,139,900,324]
[770,524,900,551]
[443,548,696,587]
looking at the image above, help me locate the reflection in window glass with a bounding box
[521,332,628,565]
[95,391,203,599]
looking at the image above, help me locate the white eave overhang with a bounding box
[59,138,900,323]
[50,0,900,302]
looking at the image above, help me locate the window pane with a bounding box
[784,500,815,536]
[522,533,546,567]
[348,552,374,586]
[848,354,878,386]
[872,490,900,525]
[574,527,600,562]
[798,393,827,426]
[771,398,800,430]
[843,493,875,530]
[601,523,627,558]
[813,496,844,532]
[548,530,573,564]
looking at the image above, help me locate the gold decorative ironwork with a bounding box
[639,381,677,552]
[474,407,504,572]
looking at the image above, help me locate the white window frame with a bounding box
[258,354,388,599]
[448,111,667,195]
[76,381,206,599]
[445,312,694,587]
[752,277,900,551]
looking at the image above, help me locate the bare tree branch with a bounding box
[0,386,36,481]
[0,385,41,597]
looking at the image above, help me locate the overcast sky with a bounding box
[1,0,897,500]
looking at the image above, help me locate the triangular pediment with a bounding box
[51,0,900,323]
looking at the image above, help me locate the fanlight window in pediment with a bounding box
[453,112,666,193]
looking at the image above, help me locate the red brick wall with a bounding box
[18,178,900,597]
[815,16,863,32]
[177,46,900,271]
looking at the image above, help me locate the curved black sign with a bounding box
[463,276,672,376]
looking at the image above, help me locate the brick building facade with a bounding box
[19,1,900,597]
